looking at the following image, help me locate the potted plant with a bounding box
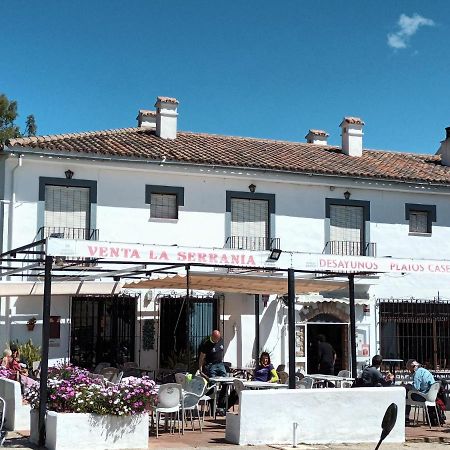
[27,364,157,450]
[26,317,37,331]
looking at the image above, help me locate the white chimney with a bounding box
[155,96,179,139]
[340,117,364,157]
[436,127,450,166]
[137,110,156,129]
[305,129,329,145]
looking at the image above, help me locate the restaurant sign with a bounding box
[47,238,450,275]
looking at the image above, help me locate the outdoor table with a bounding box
[243,381,288,389]
[307,374,355,388]
[382,359,403,380]
[209,376,238,416]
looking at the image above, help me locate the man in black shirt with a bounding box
[362,355,394,387]
[317,334,336,375]
[198,329,226,379]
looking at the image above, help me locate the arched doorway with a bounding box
[305,309,349,374]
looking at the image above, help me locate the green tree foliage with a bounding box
[0,93,37,143]
[25,114,37,137]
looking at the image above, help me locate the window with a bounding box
[405,204,436,235]
[325,198,371,256]
[231,198,269,250]
[145,185,184,220]
[226,191,275,250]
[39,177,97,240]
[150,193,177,219]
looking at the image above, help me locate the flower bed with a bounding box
[27,364,157,450]
[24,363,158,415]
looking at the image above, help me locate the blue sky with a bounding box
[1,0,448,153]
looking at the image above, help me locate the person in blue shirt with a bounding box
[406,359,435,393]
[404,359,436,424]
[254,352,279,383]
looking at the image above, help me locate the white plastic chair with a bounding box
[100,367,119,382]
[151,383,182,438]
[0,396,6,447]
[406,382,442,428]
[175,372,187,388]
[296,376,314,389]
[181,377,207,432]
[93,362,111,374]
[337,370,352,388]
[200,383,218,421]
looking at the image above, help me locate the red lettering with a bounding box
[187,252,196,261]
[87,246,98,257]
[99,247,108,257]
[197,253,207,263]
[247,255,255,266]
[177,251,186,261]
[130,249,140,258]
[209,254,218,263]
[159,251,169,261]
[110,248,119,257]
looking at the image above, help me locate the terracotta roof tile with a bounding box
[156,97,179,104]
[342,117,365,125]
[308,129,329,137]
[4,128,450,185]
[138,110,156,116]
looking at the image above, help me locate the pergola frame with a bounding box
[0,238,372,445]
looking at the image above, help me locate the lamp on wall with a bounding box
[268,248,282,261]
[65,169,74,179]
[248,183,256,193]
[344,190,351,200]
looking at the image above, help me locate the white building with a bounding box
[1,96,450,374]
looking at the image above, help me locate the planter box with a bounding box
[30,409,149,450]
[0,378,31,431]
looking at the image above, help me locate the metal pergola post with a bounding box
[287,268,296,389]
[254,294,260,361]
[348,274,357,378]
[38,255,53,446]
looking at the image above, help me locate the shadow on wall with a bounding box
[252,298,282,360]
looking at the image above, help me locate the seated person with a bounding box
[254,352,279,383]
[404,359,436,423]
[1,348,12,367]
[7,345,37,389]
[361,355,394,387]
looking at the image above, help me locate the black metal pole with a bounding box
[348,274,357,379]
[254,294,260,361]
[38,255,53,446]
[288,268,296,389]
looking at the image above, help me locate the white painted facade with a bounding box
[2,124,450,374]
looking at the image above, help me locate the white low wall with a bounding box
[226,387,405,445]
[0,378,30,431]
[30,410,149,450]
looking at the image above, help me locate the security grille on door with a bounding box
[44,185,90,238]
[231,198,269,250]
[150,193,177,219]
[329,205,364,255]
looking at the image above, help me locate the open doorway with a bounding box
[307,319,348,374]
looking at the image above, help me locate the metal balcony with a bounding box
[323,240,377,257]
[225,236,280,251]
[39,226,99,241]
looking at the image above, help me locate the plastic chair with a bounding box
[111,371,123,384]
[406,382,442,428]
[0,396,6,447]
[122,362,140,377]
[200,383,218,421]
[151,383,182,438]
[277,371,289,384]
[181,377,207,432]
[337,370,351,377]
[100,367,119,382]
[175,372,188,388]
[94,362,111,374]
[296,376,314,389]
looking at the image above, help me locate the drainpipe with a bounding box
[4,154,23,345]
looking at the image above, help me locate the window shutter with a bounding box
[44,186,90,236]
[231,198,269,249]
[150,193,177,219]
[409,211,428,233]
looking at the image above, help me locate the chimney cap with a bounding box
[139,109,157,117]
[156,96,179,105]
[306,129,329,138]
[340,116,365,126]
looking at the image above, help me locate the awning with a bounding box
[294,294,370,305]
[0,281,124,296]
[124,271,347,295]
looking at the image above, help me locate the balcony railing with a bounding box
[225,236,280,251]
[39,226,99,241]
[323,240,377,257]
